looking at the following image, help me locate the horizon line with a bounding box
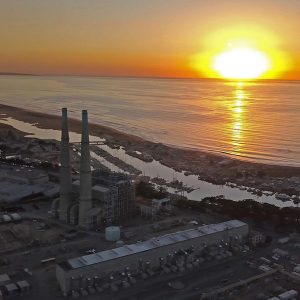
[0,72,299,82]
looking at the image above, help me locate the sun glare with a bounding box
[190,25,291,80]
[213,48,270,79]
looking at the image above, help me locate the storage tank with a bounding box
[10,213,22,222]
[2,215,12,223]
[105,226,120,242]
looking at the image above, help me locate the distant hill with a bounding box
[0,72,37,76]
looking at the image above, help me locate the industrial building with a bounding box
[72,171,136,225]
[0,213,22,224]
[0,163,58,203]
[137,197,172,219]
[52,108,135,229]
[0,274,30,298]
[90,170,135,224]
[56,220,249,294]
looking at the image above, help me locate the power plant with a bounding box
[56,220,249,295]
[52,108,136,230]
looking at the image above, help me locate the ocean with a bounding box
[0,75,300,166]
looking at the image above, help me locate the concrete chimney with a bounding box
[78,110,92,229]
[59,108,72,222]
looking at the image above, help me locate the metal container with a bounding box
[105,226,120,242]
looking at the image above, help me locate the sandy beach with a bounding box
[1,103,300,198]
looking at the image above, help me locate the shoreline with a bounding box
[1,103,300,198]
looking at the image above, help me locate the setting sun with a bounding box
[190,25,292,80]
[213,48,270,79]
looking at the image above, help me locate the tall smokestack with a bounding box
[59,108,72,222]
[78,110,92,229]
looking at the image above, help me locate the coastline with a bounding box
[0,121,28,137]
[1,103,300,198]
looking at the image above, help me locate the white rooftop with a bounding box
[0,273,10,283]
[17,280,30,289]
[10,213,22,221]
[153,198,169,203]
[2,215,12,222]
[5,283,18,292]
[66,220,247,270]
[72,180,80,186]
[92,185,110,193]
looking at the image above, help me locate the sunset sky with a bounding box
[1,0,300,79]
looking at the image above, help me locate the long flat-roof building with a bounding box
[56,220,248,294]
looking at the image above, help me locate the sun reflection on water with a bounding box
[230,82,248,155]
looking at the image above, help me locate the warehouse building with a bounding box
[56,219,248,294]
[0,163,58,203]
